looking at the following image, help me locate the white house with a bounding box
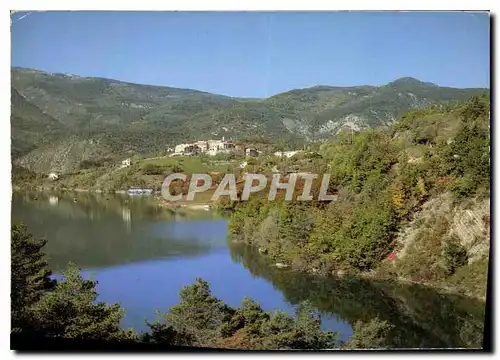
[274,150,302,158]
[194,141,209,152]
[48,172,58,180]
[207,140,225,152]
[120,158,131,168]
[175,143,192,154]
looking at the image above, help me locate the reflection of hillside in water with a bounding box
[13,191,164,221]
[15,191,223,222]
[11,192,228,272]
[228,242,486,349]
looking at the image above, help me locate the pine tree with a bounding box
[346,317,394,349]
[30,262,135,341]
[158,278,233,347]
[11,223,55,333]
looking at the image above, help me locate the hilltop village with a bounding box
[171,137,302,158]
[41,137,306,183]
[171,137,259,157]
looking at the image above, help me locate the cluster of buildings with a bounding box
[171,137,260,157]
[46,142,303,181]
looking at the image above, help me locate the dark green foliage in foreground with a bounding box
[151,278,234,347]
[145,279,337,350]
[345,318,395,349]
[11,224,135,341]
[30,263,136,341]
[228,242,486,349]
[11,223,55,333]
[11,222,486,349]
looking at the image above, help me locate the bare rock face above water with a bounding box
[394,192,490,268]
[448,198,490,263]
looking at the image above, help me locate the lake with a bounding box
[11,191,486,348]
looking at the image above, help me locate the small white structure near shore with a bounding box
[274,150,302,158]
[120,158,131,168]
[48,172,58,180]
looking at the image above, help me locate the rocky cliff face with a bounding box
[448,198,490,263]
[386,192,490,299]
[396,192,489,264]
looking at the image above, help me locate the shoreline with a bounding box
[239,240,487,302]
[13,185,215,211]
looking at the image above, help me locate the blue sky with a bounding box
[11,11,490,98]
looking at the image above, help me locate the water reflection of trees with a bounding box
[13,191,224,222]
[228,242,485,349]
[11,192,220,271]
[13,191,166,221]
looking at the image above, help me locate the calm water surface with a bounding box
[12,191,486,348]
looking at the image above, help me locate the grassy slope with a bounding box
[20,154,239,195]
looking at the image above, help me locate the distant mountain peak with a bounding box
[11,67,487,173]
[387,77,438,87]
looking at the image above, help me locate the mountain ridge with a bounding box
[11,67,489,173]
[12,66,485,98]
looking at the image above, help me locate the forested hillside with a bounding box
[226,94,490,298]
[11,67,487,173]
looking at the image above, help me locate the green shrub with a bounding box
[141,164,169,175]
[147,279,337,350]
[78,157,113,169]
[450,176,477,200]
[346,317,394,349]
[442,237,468,276]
